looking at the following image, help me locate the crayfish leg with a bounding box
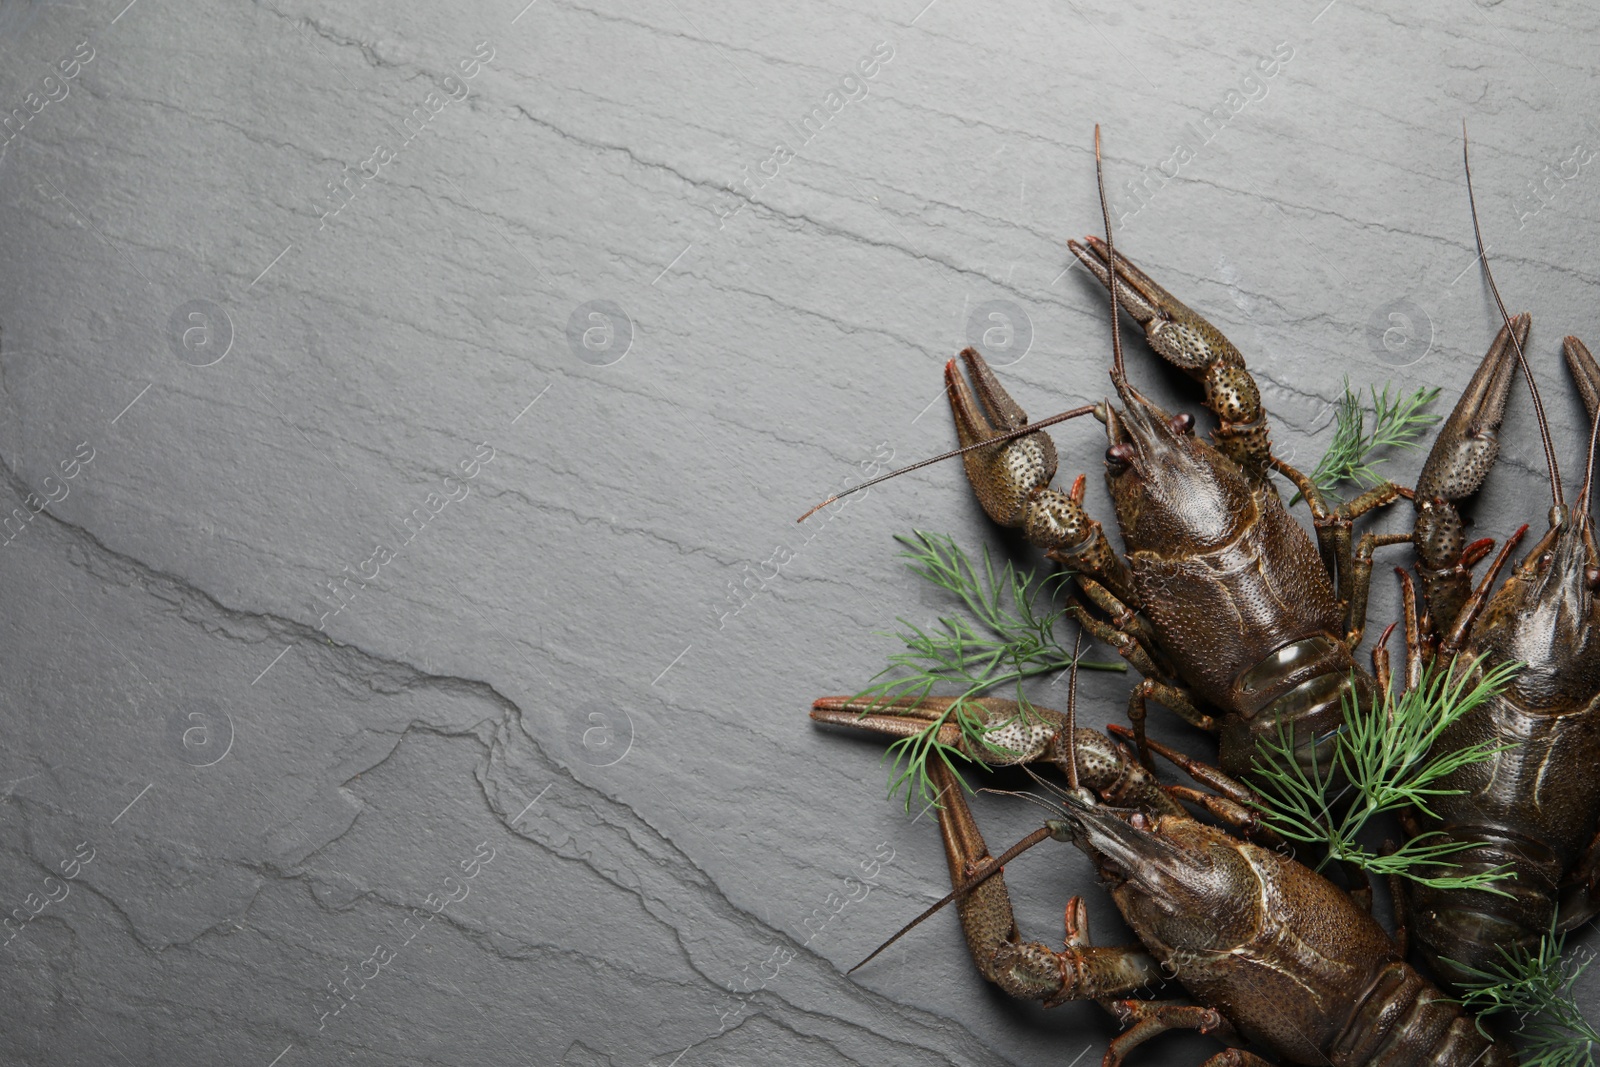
[1103,1000,1235,1067]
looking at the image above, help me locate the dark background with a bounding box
[0,0,1595,1064]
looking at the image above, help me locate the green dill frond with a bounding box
[1249,654,1521,890]
[1298,378,1440,502]
[859,531,1124,810]
[1454,924,1600,1067]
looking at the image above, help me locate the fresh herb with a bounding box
[1249,654,1521,891]
[1299,379,1440,501]
[857,531,1123,809]
[1455,925,1600,1067]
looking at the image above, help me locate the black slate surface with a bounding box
[1,0,1597,1063]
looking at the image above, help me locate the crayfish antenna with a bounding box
[1064,629,1084,793]
[800,125,1139,524]
[1018,764,1091,810]
[1462,123,1563,511]
[790,404,1094,524]
[1094,124,1128,389]
[795,403,1098,522]
[800,125,1136,524]
[1576,405,1600,532]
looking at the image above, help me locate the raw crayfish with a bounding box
[1386,192,1600,988]
[810,691,1516,1066]
[807,129,1453,789]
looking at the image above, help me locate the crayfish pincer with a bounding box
[811,693,1516,1067]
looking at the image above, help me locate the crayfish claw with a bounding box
[1416,312,1526,506]
[945,351,1121,567]
[1412,313,1528,631]
[1069,235,1246,375]
[1564,334,1600,435]
[1069,236,1267,476]
[946,350,1057,527]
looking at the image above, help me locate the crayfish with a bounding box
[810,686,1515,1066]
[804,132,1434,791]
[1381,150,1600,991]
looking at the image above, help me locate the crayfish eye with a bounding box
[1106,442,1135,471]
[1169,413,1195,435]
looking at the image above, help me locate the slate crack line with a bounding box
[663,0,758,90]
[7,466,538,722]
[252,387,371,501]
[293,17,364,95]
[437,172,558,287]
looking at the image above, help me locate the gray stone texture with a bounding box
[0,0,1596,1063]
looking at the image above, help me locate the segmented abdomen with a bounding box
[1218,633,1368,783]
[1409,684,1600,987]
[1334,960,1516,1066]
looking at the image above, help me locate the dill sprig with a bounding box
[1248,654,1521,891]
[1299,379,1441,501]
[857,531,1124,809]
[1455,925,1600,1067]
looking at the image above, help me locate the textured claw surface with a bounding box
[946,350,1057,527]
[809,695,1183,816]
[1068,235,1267,475]
[946,349,1116,563]
[1565,334,1600,427]
[1412,314,1530,632]
[1207,365,1259,426]
[1416,313,1527,504]
[1069,235,1245,373]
